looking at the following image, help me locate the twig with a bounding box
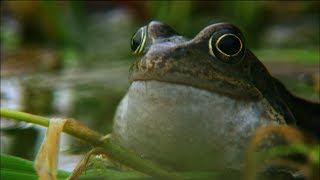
[0,108,182,179]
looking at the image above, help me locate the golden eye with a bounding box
[130,27,147,55]
[209,30,245,63]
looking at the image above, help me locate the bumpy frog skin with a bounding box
[113,21,319,172]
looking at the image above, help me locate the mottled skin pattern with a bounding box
[129,21,319,137]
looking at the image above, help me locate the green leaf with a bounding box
[80,169,220,179]
[1,154,220,179]
[79,169,149,179]
[0,154,70,180]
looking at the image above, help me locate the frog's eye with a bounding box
[131,27,147,55]
[209,31,245,63]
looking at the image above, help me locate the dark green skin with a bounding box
[130,21,320,138]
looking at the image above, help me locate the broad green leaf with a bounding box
[0,154,70,180]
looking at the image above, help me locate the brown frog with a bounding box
[112,21,319,176]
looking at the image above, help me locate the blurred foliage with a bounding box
[255,49,319,64]
[149,1,192,32]
[2,1,319,53]
[253,144,319,180]
[1,1,318,74]
[2,1,86,48]
[0,18,21,51]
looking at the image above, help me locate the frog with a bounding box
[112,21,319,176]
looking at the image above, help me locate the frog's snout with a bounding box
[147,20,179,39]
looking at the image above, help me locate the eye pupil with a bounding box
[217,35,241,56]
[131,31,141,52]
[130,27,146,55]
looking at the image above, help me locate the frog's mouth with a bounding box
[129,74,262,101]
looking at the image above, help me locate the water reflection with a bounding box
[0,65,129,172]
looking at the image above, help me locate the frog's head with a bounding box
[113,21,292,172]
[129,21,266,99]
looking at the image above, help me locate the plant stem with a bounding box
[0,108,182,179]
[1,108,49,126]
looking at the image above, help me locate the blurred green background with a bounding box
[0,0,319,172]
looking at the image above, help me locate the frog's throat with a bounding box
[113,80,286,171]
